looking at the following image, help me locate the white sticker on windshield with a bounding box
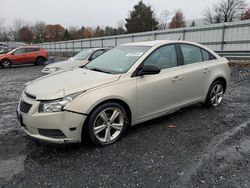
[126,52,143,57]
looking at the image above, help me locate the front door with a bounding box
[11,48,26,64]
[136,44,183,122]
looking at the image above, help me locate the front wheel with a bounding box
[205,81,225,107]
[1,59,12,69]
[85,102,129,146]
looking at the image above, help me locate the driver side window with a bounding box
[144,45,178,70]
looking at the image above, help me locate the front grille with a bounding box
[20,101,32,113]
[38,129,66,139]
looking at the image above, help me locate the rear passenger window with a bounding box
[201,49,216,61]
[201,49,210,61]
[144,45,178,70]
[180,44,203,65]
[26,48,39,53]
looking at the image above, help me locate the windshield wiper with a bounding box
[88,67,113,74]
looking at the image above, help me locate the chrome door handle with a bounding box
[203,68,210,73]
[172,76,182,82]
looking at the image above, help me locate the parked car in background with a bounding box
[17,40,231,146]
[0,46,11,55]
[0,46,48,68]
[41,48,109,74]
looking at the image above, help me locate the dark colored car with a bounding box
[0,46,48,68]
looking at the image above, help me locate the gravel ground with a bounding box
[0,64,249,188]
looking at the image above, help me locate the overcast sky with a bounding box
[0,0,248,28]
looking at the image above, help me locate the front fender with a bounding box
[66,78,137,124]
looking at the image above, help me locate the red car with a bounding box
[0,46,48,68]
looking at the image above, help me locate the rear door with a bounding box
[25,48,39,62]
[177,44,210,105]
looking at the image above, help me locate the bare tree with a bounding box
[0,18,4,33]
[19,27,33,43]
[203,8,216,24]
[9,19,25,41]
[159,9,171,29]
[32,21,46,43]
[204,0,247,24]
[117,19,125,29]
[241,8,250,20]
[0,18,9,41]
[169,10,186,29]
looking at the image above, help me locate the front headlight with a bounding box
[39,93,81,113]
[49,67,61,73]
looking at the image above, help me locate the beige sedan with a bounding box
[17,40,231,146]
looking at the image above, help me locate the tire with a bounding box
[36,57,46,65]
[1,59,12,69]
[205,80,225,107]
[85,102,129,146]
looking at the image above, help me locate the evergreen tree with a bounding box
[190,20,196,27]
[63,29,71,41]
[125,1,158,33]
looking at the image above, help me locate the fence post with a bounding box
[89,39,92,48]
[65,42,68,57]
[50,43,52,55]
[115,37,117,46]
[154,32,157,40]
[72,41,75,56]
[55,43,57,56]
[101,38,103,47]
[182,29,186,40]
[59,42,62,57]
[132,35,134,42]
[81,40,83,50]
[221,25,226,51]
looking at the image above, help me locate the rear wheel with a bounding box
[36,57,46,65]
[1,59,12,69]
[205,81,225,107]
[85,102,129,146]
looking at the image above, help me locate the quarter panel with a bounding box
[202,58,231,100]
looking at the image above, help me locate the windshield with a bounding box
[73,49,94,60]
[7,48,18,54]
[86,46,150,74]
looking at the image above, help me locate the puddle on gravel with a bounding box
[0,156,25,183]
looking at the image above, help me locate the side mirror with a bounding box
[138,64,161,76]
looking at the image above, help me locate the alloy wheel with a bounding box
[2,60,11,68]
[93,108,125,143]
[210,84,224,107]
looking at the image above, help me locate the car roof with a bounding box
[89,47,109,50]
[121,40,172,47]
[120,40,199,47]
[14,46,40,50]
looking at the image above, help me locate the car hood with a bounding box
[45,59,89,69]
[26,68,120,100]
[0,53,7,57]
